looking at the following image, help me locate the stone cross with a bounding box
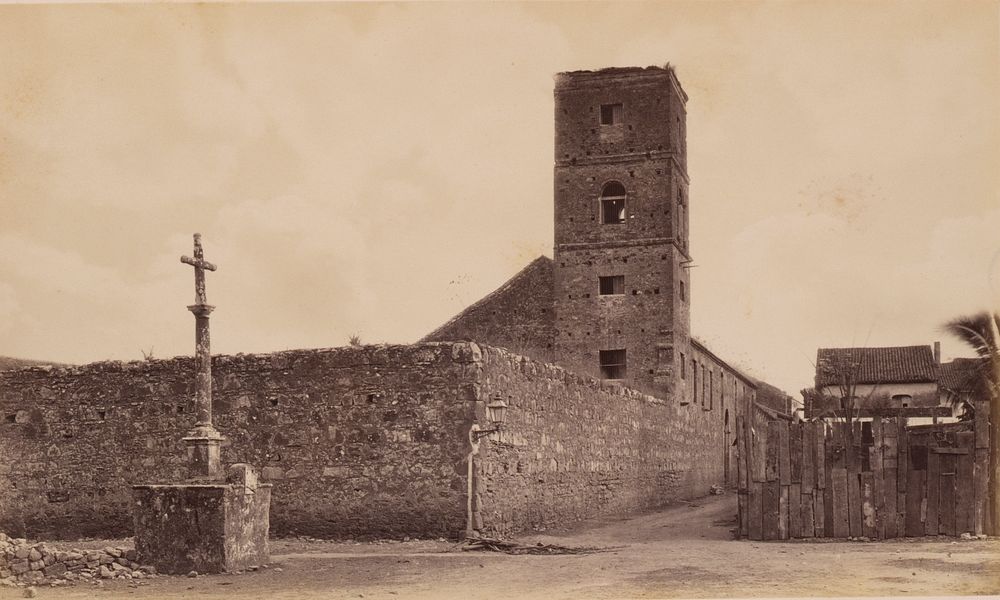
[180,233,224,479]
[181,233,216,305]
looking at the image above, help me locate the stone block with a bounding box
[132,481,271,574]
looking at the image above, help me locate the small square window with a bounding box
[599,349,627,380]
[599,275,625,295]
[600,103,623,125]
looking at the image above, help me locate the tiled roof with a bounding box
[815,345,937,388]
[938,358,985,392]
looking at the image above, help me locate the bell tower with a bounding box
[552,65,691,399]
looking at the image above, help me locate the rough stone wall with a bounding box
[471,346,727,537]
[0,533,151,586]
[421,256,556,364]
[0,344,478,539]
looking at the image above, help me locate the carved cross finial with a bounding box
[180,233,217,306]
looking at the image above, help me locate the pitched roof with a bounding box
[815,345,937,388]
[938,357,985,393]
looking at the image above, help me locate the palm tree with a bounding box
[943,311,1000,535]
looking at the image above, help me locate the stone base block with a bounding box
[131,483,271,574]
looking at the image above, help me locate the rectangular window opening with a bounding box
[600,103,623,125]
[599,349,627,380]
[601,198,626,224]
[599,275,625,295]
[680,353,686,379]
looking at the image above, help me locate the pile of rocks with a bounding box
[0,532,157,587]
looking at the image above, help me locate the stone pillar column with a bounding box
[183,303,223,479]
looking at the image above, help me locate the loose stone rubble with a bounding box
[0,532,157,588]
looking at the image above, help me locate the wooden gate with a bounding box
[736,403,992,540]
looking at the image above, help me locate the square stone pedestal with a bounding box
[132,466,271,574]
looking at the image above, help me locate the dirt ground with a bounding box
[3,494,998,599]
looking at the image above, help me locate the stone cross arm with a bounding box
[180,233,217,306]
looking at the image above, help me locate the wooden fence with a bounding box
[736,402,992,540]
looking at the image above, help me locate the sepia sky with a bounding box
[0,1,997,398]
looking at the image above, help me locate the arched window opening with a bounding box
[601,182,626,225]
[892,394,913,408]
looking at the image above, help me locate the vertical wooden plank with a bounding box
[802,489,815,538]
[861,471,876,539]
[749,481,763,540]
[762,481,780,540]
[738,493,748,539]
[926,451,940,536]
[940,454,956,536]
[789,483,802,538]
[832,468,850,537]
[737,416,747,491]
[884,467,898,539]
[870,417,884,539]
[905,470,926,537]
[765,421,780,482]
[815,422,826,489]
[802,422,815,491]
[779,421,791,486]
[957,451,974,535]
[848,471,863,538]
[814,490,826,538]
[778,485,789,540]
[898,423,909,536]
[974,448,989,536]
[824,428,835,537]
[753,421,766,483]
[790,424,803,484]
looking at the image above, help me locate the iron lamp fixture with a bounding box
[470,398,508,441]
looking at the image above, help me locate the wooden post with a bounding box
[883,419,899,538]
[802,488,815,538]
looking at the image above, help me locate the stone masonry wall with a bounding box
[471,346,727,537]
[0,344,479,540]
[1,341,733,541]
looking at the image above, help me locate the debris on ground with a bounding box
[709,485,725,495]
[456,537,612,555]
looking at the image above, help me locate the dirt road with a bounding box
[3,494,997,599]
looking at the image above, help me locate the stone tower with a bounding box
[552,66,691,399]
